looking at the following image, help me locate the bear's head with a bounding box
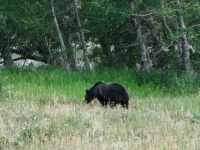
[84,89,94,104]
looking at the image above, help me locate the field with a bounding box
[0,66,200,150]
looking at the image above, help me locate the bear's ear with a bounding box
[86,89,89,94]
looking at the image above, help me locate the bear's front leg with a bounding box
[100,101,107,107]
[97,96,107,107]
[110,100,116,108]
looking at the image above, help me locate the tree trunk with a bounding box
[130,2,151,72]
[73,0,90,69]
[1,47,13,66]
[99,39,114,66]
[68,34,77,69]
[131,18,151,72]
[175,0,192,72]
[147,15,165,69]
[50,0,69,70]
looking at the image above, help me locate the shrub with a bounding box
[134,69,200,96]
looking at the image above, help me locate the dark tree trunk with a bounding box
[99,39,114,66]
[1,47,13,66]
[147,15,165,69]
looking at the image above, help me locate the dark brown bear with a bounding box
[84,81,129,109]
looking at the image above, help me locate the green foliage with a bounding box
[0,71,5,103]
[1,66,200,106]
[134,70,200,96]
[1,0,200,72]
[0,76,2,97]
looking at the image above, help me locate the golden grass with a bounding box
[0,94,200,150]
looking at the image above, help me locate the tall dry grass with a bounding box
[0,94,200,150]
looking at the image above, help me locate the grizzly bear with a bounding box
[84,81,129,109]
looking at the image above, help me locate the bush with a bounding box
[134,70,200,96]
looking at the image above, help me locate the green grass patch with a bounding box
[1,66,200,105]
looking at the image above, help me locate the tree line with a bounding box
[0,0,200,72]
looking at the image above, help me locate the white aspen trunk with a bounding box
[50,0,69,70]
[131,18,151,72]
[136,20,151,72]
[175,0,192,72]
[73,0,90,69]
[130,2,151,72]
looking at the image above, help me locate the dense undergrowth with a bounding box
[0,66,199,103]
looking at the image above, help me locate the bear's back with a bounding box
[106,83,126,92]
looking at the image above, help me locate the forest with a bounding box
[1,0,200,149]
[1,0,200,72]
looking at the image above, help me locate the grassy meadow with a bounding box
[0,66,200,150]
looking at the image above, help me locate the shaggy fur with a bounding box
[84,81,129,109]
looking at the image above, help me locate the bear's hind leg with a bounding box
[123,103,129,109]
[121,101,129,109]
